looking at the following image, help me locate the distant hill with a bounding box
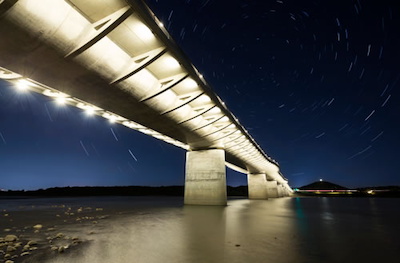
[0,185,248,197]
[298,180,348,190]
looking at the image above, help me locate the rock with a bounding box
[56,233,64,238]
[58,246,65,253]
[33,224,43,230]
[50,246,58,251]
[21,251,31,256]
[47,228,56,231]
[4,235,18,242]
[4,229,11,232]
[0,249,4,254]
[5,260,14,263]
[4,253,11,259]
[22,245,30,251]
[6,246,16,252]
[27,241,37,246]
[13,242,22,248]
[29,247,38,251]
[95,208,103,211]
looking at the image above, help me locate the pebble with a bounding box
[21,251,31,256]
[5,260,14,263]
[50,246,58,251]
[27,240,37,246]
[4,235,18,242]
[56,233,64,238]
[33,224,43,230]
[6,246,16,252]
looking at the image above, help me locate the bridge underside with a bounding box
[0,0,292,204]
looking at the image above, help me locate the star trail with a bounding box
[0,0,399,190]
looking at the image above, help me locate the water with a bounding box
[1,196,399,263]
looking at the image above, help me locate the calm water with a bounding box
[2,196,399,263]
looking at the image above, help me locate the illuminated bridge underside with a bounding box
[0,0,292,199]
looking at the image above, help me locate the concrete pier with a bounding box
[266,180,279,198]
[184,149,227,205]
[247,173,269,199]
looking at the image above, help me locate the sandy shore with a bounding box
[0,197,115,263]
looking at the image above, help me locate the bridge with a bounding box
[0,0,292,205]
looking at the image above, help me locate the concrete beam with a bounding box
[184,149,227,205]
[266,180,279,198]
[247,173,269,199]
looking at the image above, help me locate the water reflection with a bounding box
[42,196,400,263]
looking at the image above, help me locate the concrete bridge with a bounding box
[0,0,292,205]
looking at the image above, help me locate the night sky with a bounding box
[1,0,399,190]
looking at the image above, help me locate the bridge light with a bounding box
[15,79,31,92]
[135,24,154,41]
[55,97,67,105]
[182,78,198,89]
[197,94,211,103]
[163,56,180,69]
[208,107,221,114]
[85,107,95,115]
[220,116,229,122]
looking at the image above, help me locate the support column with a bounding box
[266,180,279,198]
[277,184,284,197]
[247,173,269,199]
[184,149,227,205]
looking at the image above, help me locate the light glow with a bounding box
[135,24,154,41]
[197,94,211,103]
[15,79,32,91]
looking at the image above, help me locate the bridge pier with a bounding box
[266,180,279,198]
[184,149,227,205]
[247,173,269,199]
[247,174,268,199]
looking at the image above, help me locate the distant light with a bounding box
[320,179,323,182]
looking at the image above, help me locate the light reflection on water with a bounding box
[10,196,398,263]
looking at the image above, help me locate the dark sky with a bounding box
[1,0,399,190]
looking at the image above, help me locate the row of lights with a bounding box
[0,67,189,150]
